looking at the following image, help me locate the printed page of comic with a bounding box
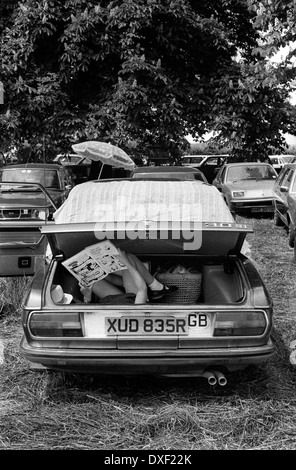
[62,240,127,287]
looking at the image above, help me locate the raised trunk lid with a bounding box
[43,221,252,258]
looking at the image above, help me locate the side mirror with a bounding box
[280,186,288,193]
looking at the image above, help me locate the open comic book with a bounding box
[62,240,127,287]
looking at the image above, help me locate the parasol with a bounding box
[72,141,135,178]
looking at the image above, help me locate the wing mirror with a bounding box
[280,186,288,193]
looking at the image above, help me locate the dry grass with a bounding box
[1,216,296,450]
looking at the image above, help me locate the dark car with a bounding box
[20,178,275,383]
[131,166,208,182]
[194,155,228,183]
[0,163,74,218]
[273,163,296,259]
[0,163,74,276]
[53,154,92,185]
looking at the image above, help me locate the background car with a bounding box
[212,162,278,215]
[269,155,295,173]
[273,163,296,259]
[54,153,92,184]
[20,177,275,381]
[0,163,74,220]
[0,163,75,276]
[131,165,208,182]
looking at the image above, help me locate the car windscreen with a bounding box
[226,165,277,182]
[0,168,60,188]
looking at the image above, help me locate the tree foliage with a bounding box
[0,0,295,162]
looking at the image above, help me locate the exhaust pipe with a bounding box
[214,370,227,386]
[202,370,217,386]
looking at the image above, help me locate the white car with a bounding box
[269,155,295,173]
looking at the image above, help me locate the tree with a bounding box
[0,0,294,162]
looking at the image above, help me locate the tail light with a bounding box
[213,311,266,336]
[29,312,83,337]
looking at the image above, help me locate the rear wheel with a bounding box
[274,208,284,226]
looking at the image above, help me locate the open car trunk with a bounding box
[44,220,251,306]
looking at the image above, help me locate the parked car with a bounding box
[212,162,278,215]
[269,155,295,173]
[131,165,208,182]
[53,153,92,184]
[0,163,74,276]
[20,178,275,382]
[273,163,296,259]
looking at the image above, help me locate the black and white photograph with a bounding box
[1,0,296,455]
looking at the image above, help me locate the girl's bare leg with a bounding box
[118,252,154,294]
[80,279,123,302]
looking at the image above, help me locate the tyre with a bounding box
[288,224,295,248]
[274,208,284,226]
[226,200,236,219]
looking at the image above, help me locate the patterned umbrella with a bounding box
[72,141,135,173]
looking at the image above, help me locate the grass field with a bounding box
[1,216,296,450]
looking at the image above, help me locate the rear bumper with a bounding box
[20,336,276,374]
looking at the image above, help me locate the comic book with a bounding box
[62,240,127,287]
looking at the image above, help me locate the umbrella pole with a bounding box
[98,163,105,179]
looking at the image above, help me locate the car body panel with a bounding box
[20,178,275,377]
[273,164,296,253]
[213,162,278,214]
[0,164,74,276]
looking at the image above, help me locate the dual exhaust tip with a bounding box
[202,370,227,386]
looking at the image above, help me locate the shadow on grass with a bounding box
[39,348,296,407]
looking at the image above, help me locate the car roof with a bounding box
[1,163,63,170]
[268,157,296,158]
[133,166,203,173]
[223,162,273,167]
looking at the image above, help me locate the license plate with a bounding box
[251,207,273,212]
[105,316,190,336]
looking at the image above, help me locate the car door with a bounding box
[213,166,226,192]
[275,168,293,223]
[287,169,296,228]
[199,156,225,183]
